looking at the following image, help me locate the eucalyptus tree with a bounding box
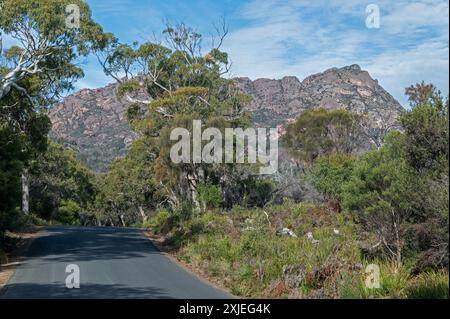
[0,0,107,103]
[0,0,107,216]
[99,23,252,212]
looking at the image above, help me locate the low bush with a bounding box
[158,202,449,299]
[55,200,81,225]
[198,182,222,210]
[149,211,176,235]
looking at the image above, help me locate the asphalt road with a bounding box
[1,226,232,299]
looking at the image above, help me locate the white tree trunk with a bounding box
[187,173,201,213]
[138,206,147,223]
[119,214,126,227]
[21,168,29,215]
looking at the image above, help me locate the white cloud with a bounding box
[15,0,444,108]
[223,0,449,106]
[383,1,449,33]
[364,37,449,105]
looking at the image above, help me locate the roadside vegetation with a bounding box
[145,204,448,298]
[0,1,448,299]
[141,83,449,299]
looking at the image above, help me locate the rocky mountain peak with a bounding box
[48,65,404,171]
[234,64,403,128]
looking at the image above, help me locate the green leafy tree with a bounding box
[282,109,364,166]
[0,0,107,103]
[0,77,51,224]
[29,141,96,223]
[99,23,251,212]
[0,123,26,237]
[1,0,106,231]
[95,137,162,226]
[401,87,448,172]
[309,153,355,206]
[341,84,449,270]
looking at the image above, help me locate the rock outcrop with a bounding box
[48,64,404,171]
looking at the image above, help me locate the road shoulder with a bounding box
[0,226,43,293]
[144,231,236,299]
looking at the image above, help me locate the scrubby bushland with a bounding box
[280,84,448,273]
[145,83,448,299]
[145,203,448,299]
[341,87,448,272]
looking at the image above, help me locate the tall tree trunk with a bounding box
[187,173,201,213]
[138,206,147,223]
[119,214,126,227]
[391,209,402,267]
[21,168,29,215]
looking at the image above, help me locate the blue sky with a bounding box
[76,0,449,106]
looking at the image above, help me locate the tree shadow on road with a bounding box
[1,282,173,299]
[26,226,160,263]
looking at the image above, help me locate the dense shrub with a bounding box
[30,141,96,222]
[198,182,222,210]
[150,211,175,234]
[245,179,276,208]
[309,154,354,203]
[55,200,81,225]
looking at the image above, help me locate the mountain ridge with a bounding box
[48,64,404,172]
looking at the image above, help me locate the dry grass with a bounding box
[146,202,449,299]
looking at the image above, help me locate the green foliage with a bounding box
[405,271,449,299]
[341,134,414,217]
[244,179,276,208]
[117,80,142,98]
[0,107,49,235]
[1,0,105,234]
[95,137,162,226]
[282,109,363,165]
[169,203,359,298]
[29,141,96,221]
[339,260,414,298]
[340,89,449,268]
[55,200,81,225]
[400,100,448,172]
[0,0,108,103]
[153,201,449,299]
[309,154,355,203]
[0,124,25,235]
[198,182,222,210]
[149,211,175,234]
